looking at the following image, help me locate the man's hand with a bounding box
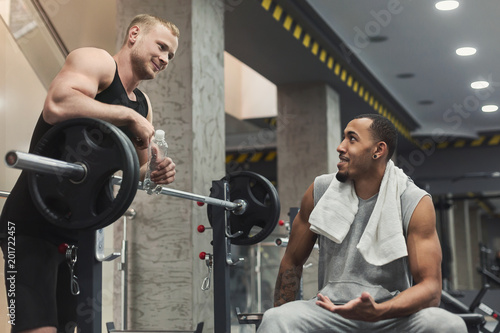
[129,113,155,150]
[150,156,176,185]
[316,292,385,322]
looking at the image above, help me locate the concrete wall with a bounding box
[113,1,225,331]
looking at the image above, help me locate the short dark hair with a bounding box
[354,113,398,160]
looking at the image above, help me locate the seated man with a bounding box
[258,114,466,332]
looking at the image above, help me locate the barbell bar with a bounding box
[6,150,86,182]
[111,176,244,212]
[3,118,280,244]
[6,152,246,212]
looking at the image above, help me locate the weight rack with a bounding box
[3,117,279,332]
[76,177,248,333]
[0,180,248,333]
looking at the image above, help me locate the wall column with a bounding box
[114,1,224,331]
[277,82,341,215]
[276,82,341,297]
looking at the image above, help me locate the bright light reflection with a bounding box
[482,105,498,112]
[471,81,489,89]
[435,1,459,11]
[456,47,476,56]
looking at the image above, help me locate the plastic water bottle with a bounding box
[143,129,168,195]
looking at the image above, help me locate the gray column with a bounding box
[114,1,224,331]
[277,83,341,215]
[276,82,341,298]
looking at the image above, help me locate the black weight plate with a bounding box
[93,126,139,230]
[207,171,280,245]
[29,118,139,230]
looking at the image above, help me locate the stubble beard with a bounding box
[336,153,372,183]
[131,47,154,80]
[336,171,348,183]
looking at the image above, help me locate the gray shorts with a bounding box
[257,298,467,333]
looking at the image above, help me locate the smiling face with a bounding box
[130,23,178,80]
[336,117,377,183]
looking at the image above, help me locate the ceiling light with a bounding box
[396,73,415,79]
[435,1,459,11]
[471,81,489,89]
[456,47,476,56]
[418,100,434,105]
[367,36,388,43]
[482,105,498,112]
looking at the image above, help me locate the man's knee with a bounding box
[259,306,286,330]
[258,302,312,332]
[415,307,467,332]
[260,306,277,323]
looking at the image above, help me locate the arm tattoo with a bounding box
[274,265,303,307]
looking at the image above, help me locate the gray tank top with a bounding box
[313,173,429,304]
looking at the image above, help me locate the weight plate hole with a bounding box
[70,162,87,184]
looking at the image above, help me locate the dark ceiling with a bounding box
[224,0,500,207]
[225,0,500,149]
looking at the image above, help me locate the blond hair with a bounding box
[123,14,180,45]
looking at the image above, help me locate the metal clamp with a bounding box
[66,245,80,296]
[201,253,213,291]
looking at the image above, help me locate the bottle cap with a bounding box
[155,129,165,141]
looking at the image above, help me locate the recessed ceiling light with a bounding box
[418,100,434,105]
[471,81,489,89]
[456,47,476,56]
[367,36,388,43]
[396,73,415,79]
[482,105,498,112]
[435,1,459,11]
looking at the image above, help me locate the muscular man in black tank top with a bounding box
[0,14,179,333]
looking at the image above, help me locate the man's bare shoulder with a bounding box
[64,47,115,73]
[67,47,113,59]
[57,47,116,89]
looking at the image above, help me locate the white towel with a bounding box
[309,177,359,244]
[309,160,409,266]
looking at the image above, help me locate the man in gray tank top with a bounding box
[258,114,466,332]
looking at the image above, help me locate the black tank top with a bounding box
[0,65,148,244]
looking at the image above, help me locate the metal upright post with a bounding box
[436,196,453,289]
[121,214,129,330]
[211,179,231,333]
[77,230,102,333]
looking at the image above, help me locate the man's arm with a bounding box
[316,195,442,321]
[389,194,442,313]
[42,47,154,149]
[274,183,317,306]
[137,95,153,176]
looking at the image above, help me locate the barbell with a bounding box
[4,118,280,245]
